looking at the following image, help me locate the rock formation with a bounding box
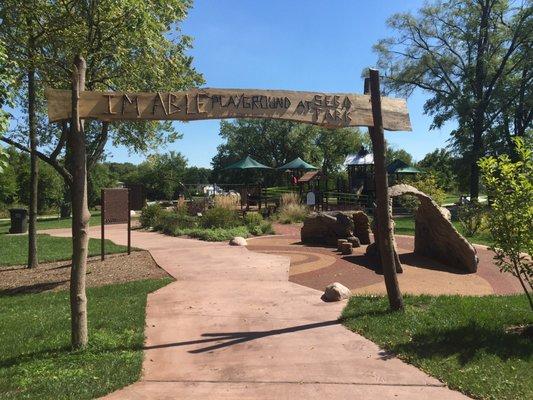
[301,212,353,246]
[352,211,371,244]
[322,282,351,302]
[389,184,478,273]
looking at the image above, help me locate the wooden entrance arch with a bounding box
[46,56,408,348]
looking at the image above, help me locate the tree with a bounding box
[386,147,413,166]
[0,1,62,267]
[183,166,212,184]
[375,0,532,200]
[212,119,364,184]
[128,152,188,200]
[417,148,458,191]
[1,0,204,349]
[0,0,203,216]
[0,39,13,173]
[479,137,532,310]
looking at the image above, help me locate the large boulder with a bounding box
[352,211,371,244]
[301,212,353,246]
[322,282,351,302]
[229,236,247,246]
[389,184,478,273]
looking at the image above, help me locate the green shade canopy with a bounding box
[277,157,318,171]
[222,155,272,170]
[387,159,423,174]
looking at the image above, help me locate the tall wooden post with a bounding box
[366,69,404,311]
[69,55,90,348]
[101,188,105,261]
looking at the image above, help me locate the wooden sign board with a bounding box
[125,184,146,211]
[101,188,131,259]
[45,88,411,131]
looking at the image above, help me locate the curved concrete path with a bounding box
[45,225,470,399]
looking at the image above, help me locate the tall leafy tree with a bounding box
[0,39,13,173]
[0,0,203,215]
[0,0,203,349]
[0,0,63,267]
[374,0,532,200]
[211,119,364,184]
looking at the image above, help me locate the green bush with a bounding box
[399,173,446,210]
[276,203,309,224]
[479,137,533,310]
[457,202,487,237]
[140,204,163,228]
[244,211,263,227]
[201,206,239,228]
[153,210,198,234]
[172,226,250,241]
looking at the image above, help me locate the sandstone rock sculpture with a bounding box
[389,184,478,273]
[346,236,361,247]
[301,212,353,246]
[339,242,353,255]
[352,211,371,244]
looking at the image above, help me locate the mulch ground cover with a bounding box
[0,251,170,296]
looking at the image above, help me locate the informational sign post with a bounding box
[101,188,131,260]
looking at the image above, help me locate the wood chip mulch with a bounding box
[0,251,171,296]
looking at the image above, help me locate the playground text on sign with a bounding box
[45,88,411,131]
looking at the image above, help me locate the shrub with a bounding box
[153,210,197,234]
[457,202,487,237]
[173,226,250,241]
[280,192,300,207]
[187,198,207,215]
[140,204,163,228]
[277,203,309,224]
[244,212,263,227]
[213,194,239,209]
[201,206,239,228]
[259,220,274,235]
[479,137,533,310]
[399,173,446,211]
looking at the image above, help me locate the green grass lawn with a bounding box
[0,234,128,267]
[342,295,533,400]
[0,211,130,267]
[0,212,102,234]
[0,278,172,399]
[393,216,492,246]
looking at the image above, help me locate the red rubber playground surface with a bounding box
[247,223,523,296]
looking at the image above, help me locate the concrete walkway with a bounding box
[46,225,470,399]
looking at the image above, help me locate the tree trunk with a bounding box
[69,55,90,349]
[27,59,38,269]
[367,70,403,311]
[469,114,484,201]
[60,183,71,218]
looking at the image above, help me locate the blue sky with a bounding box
[56,1,458,166]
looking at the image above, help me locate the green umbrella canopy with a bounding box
[387,159,423,174]
[277,157,318,170]
[222,155,272,170]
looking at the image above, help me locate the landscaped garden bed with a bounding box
[341,294,533,400]
[140,196,275,241]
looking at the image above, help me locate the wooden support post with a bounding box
[366,69,404,311]
[101,188,105,261]
[69,55,90,348]
[127,189,131,255]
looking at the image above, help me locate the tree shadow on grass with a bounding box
[0,343,144,369]
[390,321,533,365]
[0,280,69,297]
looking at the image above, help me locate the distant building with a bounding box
[344,147,422,195]
[344,147,375,195]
